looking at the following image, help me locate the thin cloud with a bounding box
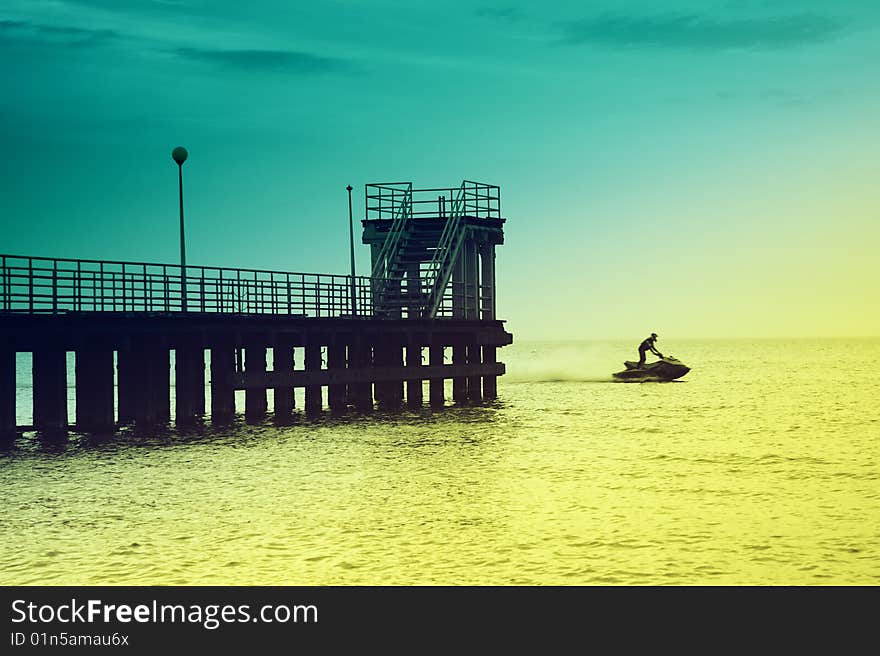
[174,47,351,75]
[560,13,846,51]
[475,7,527,23]
[0,20,354,75]
[0,19,118,48]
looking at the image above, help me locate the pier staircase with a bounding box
[369,182,415,316]
[370,183,466,318]
[421,184,468,317]
[366,180,501,319]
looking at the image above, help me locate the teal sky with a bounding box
[2,1,878,339]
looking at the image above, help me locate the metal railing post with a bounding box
[26,258,33,312]
[163,265,169,312]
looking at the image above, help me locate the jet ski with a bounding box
[613,356,690,382]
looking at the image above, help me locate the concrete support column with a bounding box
[210,343,236,421]
[373,341,388,405]
[406,343,423,407]
[131,338,170,425]
[273,340,295,419]
[452,342,467,403]
[429,345,444,406]
[348,340,373,412]
[1,348,17,435]
[193,351,206,416]
[464,238,480,319]
[406,263,421,319]
[370,244,382,312]
[175,341,205,424]
[305,342,322,414]
[75,347,115,431]
[33,348,68,432]
[467,343,482,402]
[374,340,403,408]
[327,343,347,411]
[452,247,465,319]
[387,279,402,320]
[370,244,382,277]
[482,346,498,400]
[388,342,404,406]
[245,345,267,420]
[116,347,135,423]
[480,242,496,320]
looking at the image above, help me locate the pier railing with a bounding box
[0,254,478,319]
[0,255,380,317]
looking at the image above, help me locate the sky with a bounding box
[1,0,878,339]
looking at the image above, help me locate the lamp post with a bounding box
[346,184,357,316]
[172,146,188,312]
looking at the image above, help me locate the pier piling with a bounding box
[304,342,322,414]
[452,343,467,403]
[116,347,135,423]
[482,346,498,400]
[327,342,347,411]
[390,343,404,406]
[373,342,388,406]
[245,345,268,419]
[33,348,68,432]
[429,345,444,406]
[406,343,423,407]
[348,340,373,411]
[210,343,236,421]
[130,339,170,425]
[0,348,16,435]
[374,341,403,408]
[75,346,115,431]
[467,343,482,402]
[175,341,205,423]
[272,340,295,419]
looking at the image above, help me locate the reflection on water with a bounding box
[1,339,878,585]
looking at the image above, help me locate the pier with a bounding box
[0,180,511,434]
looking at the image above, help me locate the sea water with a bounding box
[1,339,877,584]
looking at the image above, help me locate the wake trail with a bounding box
[507,376,615,384]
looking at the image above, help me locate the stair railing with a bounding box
[370,183,412,313]
[422,180,468,317]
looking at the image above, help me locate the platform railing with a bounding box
[365,181,500,221]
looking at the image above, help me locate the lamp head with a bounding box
[172,146,188,166]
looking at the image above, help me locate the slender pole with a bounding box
[178,164,187,312]
[347,184,357,316]
[172,146,189,312]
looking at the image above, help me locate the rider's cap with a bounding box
[651,333,658,338]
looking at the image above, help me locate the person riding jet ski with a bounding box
[614,334,689,381]
[637,333,662,369]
